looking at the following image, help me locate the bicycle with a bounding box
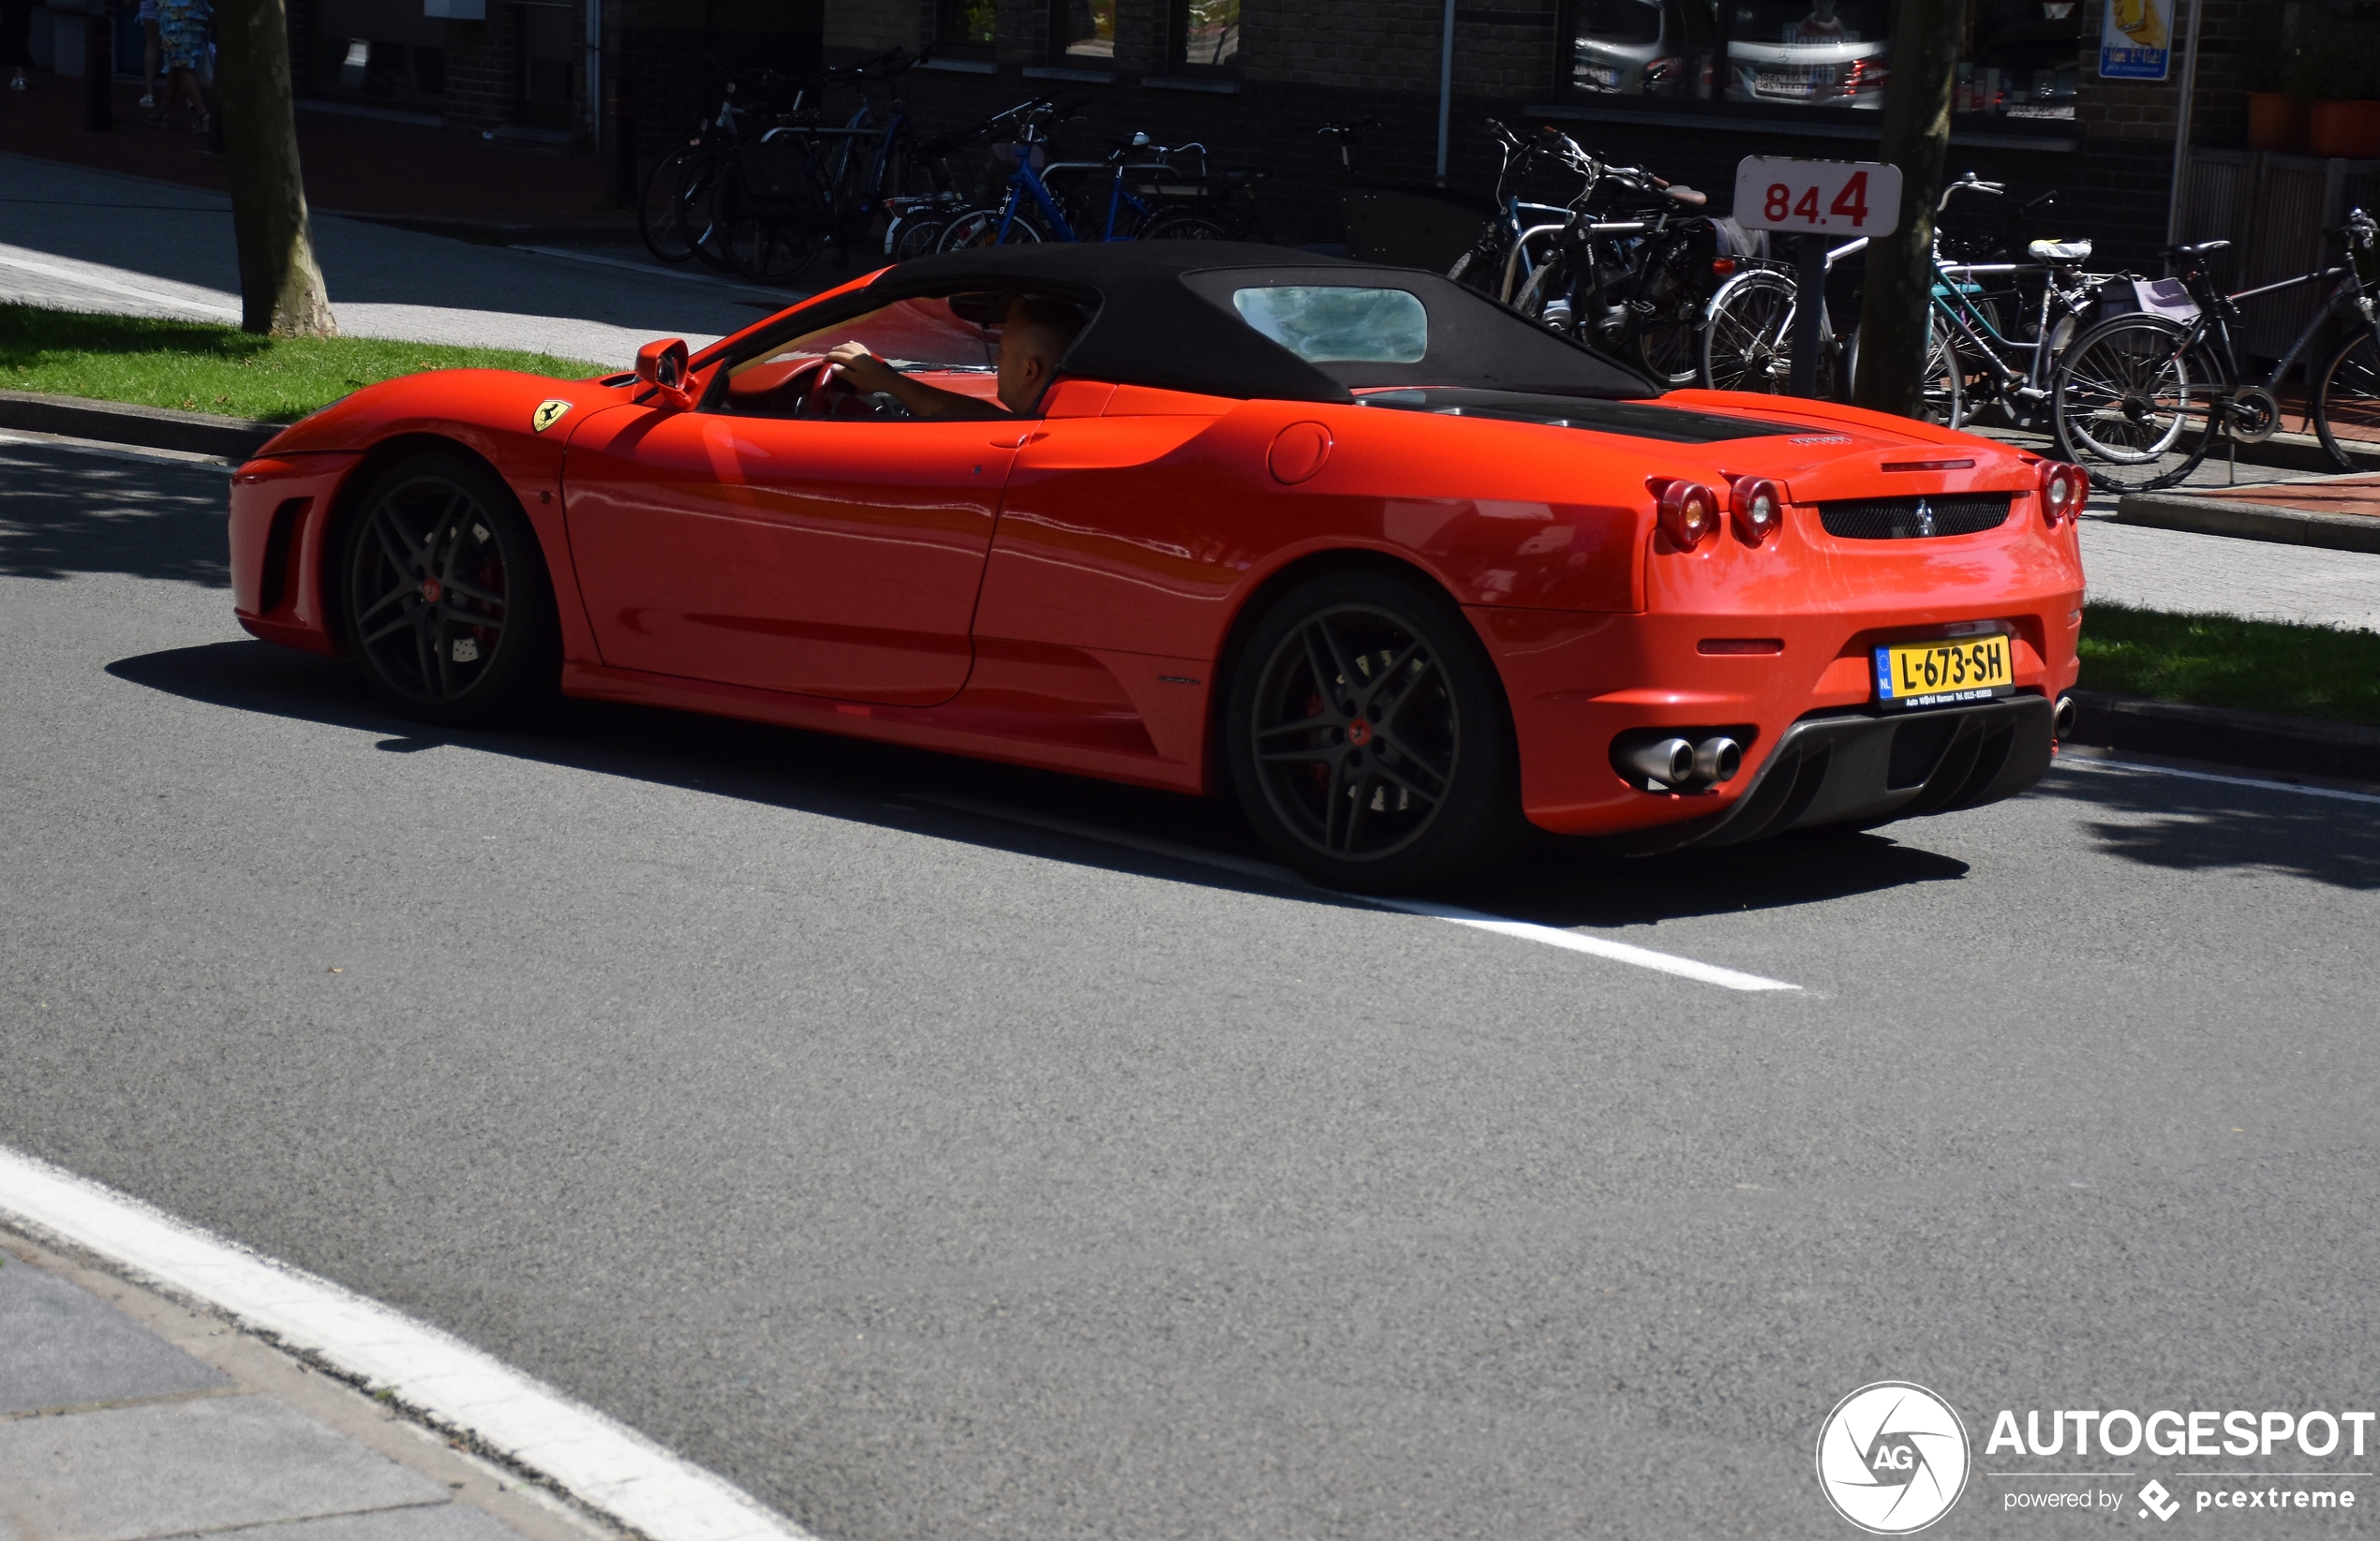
[1449,121,1724,385]
[1923,174,2130,431]
[939,104,1232,248]
[2050,210,2380,491]
[1698,235,1964,417]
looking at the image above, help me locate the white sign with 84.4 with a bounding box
[1733,156,1901,238]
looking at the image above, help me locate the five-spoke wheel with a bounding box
[337,452,557,726]
[1226,570,1520,891]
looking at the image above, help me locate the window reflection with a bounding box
[1573,0,1715,96]
[1724,0,1891,109]
[1058,0,1115,57]
[938,0,994,46]
[1180,0,1240,67]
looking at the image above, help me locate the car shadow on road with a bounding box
[108,638,1979,927]
[2029,763,2380,891]
[0,442,229,586]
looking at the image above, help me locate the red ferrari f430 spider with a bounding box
[229,244,2087,890]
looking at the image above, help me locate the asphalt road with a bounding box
[5,435,2378,1539]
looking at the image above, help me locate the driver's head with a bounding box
[995,295,1087,411]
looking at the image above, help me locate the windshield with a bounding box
[730,296,1000,378]
[1580,0,1663,45]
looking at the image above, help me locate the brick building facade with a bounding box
[286,0,2302,282]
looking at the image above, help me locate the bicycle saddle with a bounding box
[2164,238,2230,257]
[1663,185,1708,207]
[2026,238,2092,264]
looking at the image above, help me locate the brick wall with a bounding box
[442,13,515,131]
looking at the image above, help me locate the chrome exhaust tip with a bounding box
[2053,694,2077,740]
[1623,737,1698,787]
[1693,735,1743,786]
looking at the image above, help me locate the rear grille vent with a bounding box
[1817,494,2014,541]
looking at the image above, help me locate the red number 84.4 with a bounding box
[1763,171,1871,229]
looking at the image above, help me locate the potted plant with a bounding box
[2248,44,2307,152]
[2294,25,2380,160]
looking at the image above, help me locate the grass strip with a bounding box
[2079,601,2380,730]
[1,304,604,423]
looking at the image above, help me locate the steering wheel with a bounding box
[797,358,855,420]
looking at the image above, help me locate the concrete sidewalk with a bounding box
[0,1225,606,1541]
[0,154,781,366]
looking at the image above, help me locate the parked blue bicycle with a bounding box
[938,101,1239,249]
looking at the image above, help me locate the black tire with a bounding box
[677,153,738,274]
[938,206,1043,251]
[1145,212,1230,241]
[2050,312,2216,492]
[2312,326,2380,472]
[637,145,698,264]
[335,450,559,729]
[1224,569,1525,893]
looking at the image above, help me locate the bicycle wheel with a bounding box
[2311,326,2380,472]
[677,153,738,274]
[1700,268,1796,393]
[2051,314,2216,493]
[638,146,698,264]
[1145,211,1230,241]
[1921,312,1963,427]
[886,213,948,261]
[721,202,821,284]
[939,206,1044,251]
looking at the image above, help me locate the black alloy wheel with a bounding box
[1226,570,1523,892]
[337,452,558,727]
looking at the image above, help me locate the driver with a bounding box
[824,295,1086,420]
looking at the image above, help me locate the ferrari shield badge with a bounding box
[531,399,573,434]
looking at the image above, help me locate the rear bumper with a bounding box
[1608,693,2056,854]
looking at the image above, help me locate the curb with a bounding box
[2064,689,2380,783]
[322,209,640,247]
[0,390,284,461]
[2114,489,2380,554]
[1969,424,2379,478]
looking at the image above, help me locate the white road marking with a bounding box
[1371,898,1801,992]
[913,793,1801,993]
[0,245,242,319]
[2049,754,2380,808]
[0,1144,816,1541]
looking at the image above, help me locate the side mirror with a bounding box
[635,338,696,411]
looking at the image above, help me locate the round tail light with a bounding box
[1657,480,1718,551]
[1712,257,1737,277]
[1730,476,1785,546]
[2039,460,2085,525]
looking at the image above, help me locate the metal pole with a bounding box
[2164,0,2205,249]
[585,0,601,141]
[1792,234,1826,397]
[82,7,112,132]
[1435,0,1454,187]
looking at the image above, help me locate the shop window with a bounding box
[1169,0,1240,68]
[323,36,444,99]
[1958,0,2083,120]
[1054,0,1115,58]
[938,0,996,46]
[1567,0,2081,120]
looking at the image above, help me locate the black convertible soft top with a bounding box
[856,242,1660,404]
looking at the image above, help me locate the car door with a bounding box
[562,395,1025,708]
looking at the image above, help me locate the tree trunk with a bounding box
[214,0,335,336]
[1851,0,1964,419]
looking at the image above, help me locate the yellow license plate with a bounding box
[1873,635,2013,707]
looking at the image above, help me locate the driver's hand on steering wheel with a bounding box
[825,342,903,397]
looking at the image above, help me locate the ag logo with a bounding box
[531,399,573,434]
[1816,1381,1971,1534]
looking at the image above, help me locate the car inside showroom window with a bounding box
[1569,0,2083,119]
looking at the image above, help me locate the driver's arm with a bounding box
[824,343,1008,421]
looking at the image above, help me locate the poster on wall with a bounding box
[2098,0,2172,80]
